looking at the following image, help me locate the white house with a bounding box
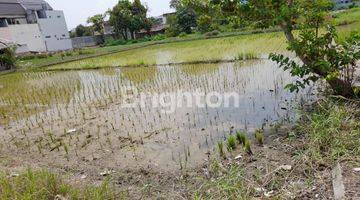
[0,0,72,53]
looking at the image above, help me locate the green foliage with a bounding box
[73,24,93,38]
[197,15,214,33]
[87,14,105,36]
[236,52,259,60]
[296,100,360,163]
[0,169,117,200]
[0,47,16,70]
[244,139,252,155]
[109,0,150,40]
[236,131,247,145]
[195,162,250,199]
[226,135,237,151]
[217,141,225,158]
[165,14,180,37]
[254,129,264,146]
[176,7,197,34]
[270,26,359,96]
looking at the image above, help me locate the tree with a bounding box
[109,0,132,40]
[215,0,359,97]
[109,0,150,40]
[129,0,148,39]
[73,24,93,37]
[87,14,106,43]
[176,6,197,34]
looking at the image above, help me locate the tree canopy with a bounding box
[109,0,151,40]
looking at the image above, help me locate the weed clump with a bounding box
[254,129,265,146]
[227,135,237,151]
[217,141,225,158]
[236,131,247,145]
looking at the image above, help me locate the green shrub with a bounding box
[0,47,16,70]
[197,15,213,33]
[152,34,166,41]
[178,32,188,38]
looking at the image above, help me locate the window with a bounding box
[57,16,61,18]
[62,34,66,37]
[0,19,7,27]
[45,36,51,38]
[37,10,47,19]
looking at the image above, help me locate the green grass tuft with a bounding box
[236,131,247,145]
[296,99,360,163]
[0,169,118,200]
[227,135,237,151]
[254,129,265,146]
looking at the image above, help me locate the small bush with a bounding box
[178,32,188,38]
[0,47,16,70]
[152,34,166,41]
[197,15,213,33]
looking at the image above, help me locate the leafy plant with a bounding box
[270,27,359,97]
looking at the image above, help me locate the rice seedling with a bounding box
[236,52,259,60]
[227,135,237,151]
[217,141,225,158]
[244,139,253,156]
[254,129,265,146]
[236,131,247,145]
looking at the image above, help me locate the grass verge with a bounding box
[0,169,118,200]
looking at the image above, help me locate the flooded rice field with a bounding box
[0,60,315,172]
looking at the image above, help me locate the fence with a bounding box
[71,36,102,49]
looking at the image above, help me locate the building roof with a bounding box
[18,0,52,11]
[0,0,26,17]
[0,0,52,17]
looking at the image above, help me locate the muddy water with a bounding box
[0,60,315,171]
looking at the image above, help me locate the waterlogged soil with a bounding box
[0,60,316,179]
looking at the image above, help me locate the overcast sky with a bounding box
[46,0,174,30]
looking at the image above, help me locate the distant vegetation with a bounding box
[0,47,16,71]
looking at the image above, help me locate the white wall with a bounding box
[37,10,73,52]
[0,24,46,53]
